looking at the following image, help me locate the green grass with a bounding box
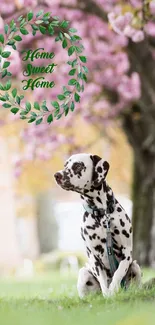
[0,269,155,325]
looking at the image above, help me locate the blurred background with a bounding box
[0,0,155,279]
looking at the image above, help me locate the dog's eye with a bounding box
[86,280,93,286]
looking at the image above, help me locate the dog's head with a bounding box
[54,153,109,193]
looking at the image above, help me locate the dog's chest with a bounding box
[81,213,122,263]
[82,216,106,243]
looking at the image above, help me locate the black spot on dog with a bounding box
[86,246,91,257]
[101,238,106,243]
[113,243,119,251]
[88,199,95,207]
[89,235,92,240]
[94,245,104,255]
[97,184,102,191]
[103,182,107,192]
[125,214,131,222]
[122,229,129,238]
[120,219,125,227]
[87,225,96,230]
[81,228,85,241]
[117,207,122,212]
[83,211,89,222]
[111,236,117,244]
[92,233,97,240]
[94,257,104,276]
[64,161,69,167]
[72,162,85,177]
[127,256,131,261]
[95,264,99,276]
[129,227,132,233]
[114,251,122,258]
[93,171,98,183]
[107,193,113,202]
[86,281,93,286]
[122,253,126,260]
[103,266,112,278]
[97,196,102,204]
[84,228,88,235]
[114,228,120,235]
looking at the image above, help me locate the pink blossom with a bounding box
[17,0,38,7]
[132,30,144,43]
[124,26,135,38]
[108,12,133,35]
[0,0,150,172]
[0,2,15,14]
[14,167,22,178]
[145,22,155,37]
[11,154,22,167]
[118,73,141,101]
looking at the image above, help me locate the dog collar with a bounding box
[83,203,105,217]
[83,197,115,217]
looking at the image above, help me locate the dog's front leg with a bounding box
[97,270,109,297]
[108,248,132,295]
[89,255,109,297]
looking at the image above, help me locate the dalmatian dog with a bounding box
[54,153,142,298]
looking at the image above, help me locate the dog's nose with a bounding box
[54,172,63,182]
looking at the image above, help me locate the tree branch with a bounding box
[59,0,107,22]
[127,39,155,116]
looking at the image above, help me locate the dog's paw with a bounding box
[100,287,111,298]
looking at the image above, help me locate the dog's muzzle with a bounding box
[54,172,63,185]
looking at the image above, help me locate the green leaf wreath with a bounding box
[0,10,88,125]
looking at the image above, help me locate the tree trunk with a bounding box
[132,151,155,266]
[122,38,155,267]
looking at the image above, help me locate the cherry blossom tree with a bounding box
[0,0,155,266]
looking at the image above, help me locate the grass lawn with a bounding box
[0,269,155,325]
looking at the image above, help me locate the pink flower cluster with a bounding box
[108,12,144,43]
[0,0,154,175]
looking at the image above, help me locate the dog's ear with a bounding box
[91,155,109,187]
